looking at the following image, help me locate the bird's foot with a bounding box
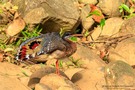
[55,68,60,76]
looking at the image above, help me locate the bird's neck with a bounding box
[65,39,77,56]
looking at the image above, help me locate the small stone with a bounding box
[90,17,123,41]
[40,73,79,90]
[98,0,122,17]
[12,0,80,32]
[28,66,68,88]
[120,16,135,35]
[109,37,135,65]
[18,77,30,86]
[71,69,105,90]
[104,60,135,89]
[72,44,105,69]
[0,75,30,90]
[64,68,83,80]
[0,62,32,77]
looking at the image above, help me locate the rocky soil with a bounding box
[0,0,135,90]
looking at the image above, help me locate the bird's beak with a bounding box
[64,35,77,42]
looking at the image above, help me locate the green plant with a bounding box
[84,30,89,37]
[75,29,81,33]
[21,70,29,77]
[59,28,77,42]
[87,10,102,18]
[39,63,45,68]
[59,60,64,68]
[68,36,77,42]
[0,37,12,50]
[0,8,3,14]
[22,25,42,39]
[51,63,55,67]
[15,25,42,46]
[119,4,135,18]
[69,57,82,68]
[51,60,64,69]
[59,28,66,37]
[0,43,6,49]
[100,18,105,30]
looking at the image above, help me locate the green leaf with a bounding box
[12,5,18,10]
[51,63,55,67]
[129,7,134,13]
[22,71,29,77]
[15,39,22,46]
[59,60,63,68]
[0,8,3,13]
[26,32,31,37]
[39,63,45,67]
[19,25,42,43]
[119,8,123,13]
[100,18,106,30]
[84,31,89,37]
[69,36,77,42]
[119,4,130,13]
[0,43,6,49]
[21,31,27,37]
[59,28,65,37]
[87,10,101,18]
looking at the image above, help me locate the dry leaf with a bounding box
[90,4,104,23]
[6,12,25,36]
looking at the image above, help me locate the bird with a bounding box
[16,32,77,75]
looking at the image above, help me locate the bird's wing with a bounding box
[16,34,46,60]
[40,32,67,54]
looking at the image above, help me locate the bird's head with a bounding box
[63,32,77,44]
[62,32,75,42]
[62,31,72,38]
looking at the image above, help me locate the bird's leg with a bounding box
[55,60,60,75]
